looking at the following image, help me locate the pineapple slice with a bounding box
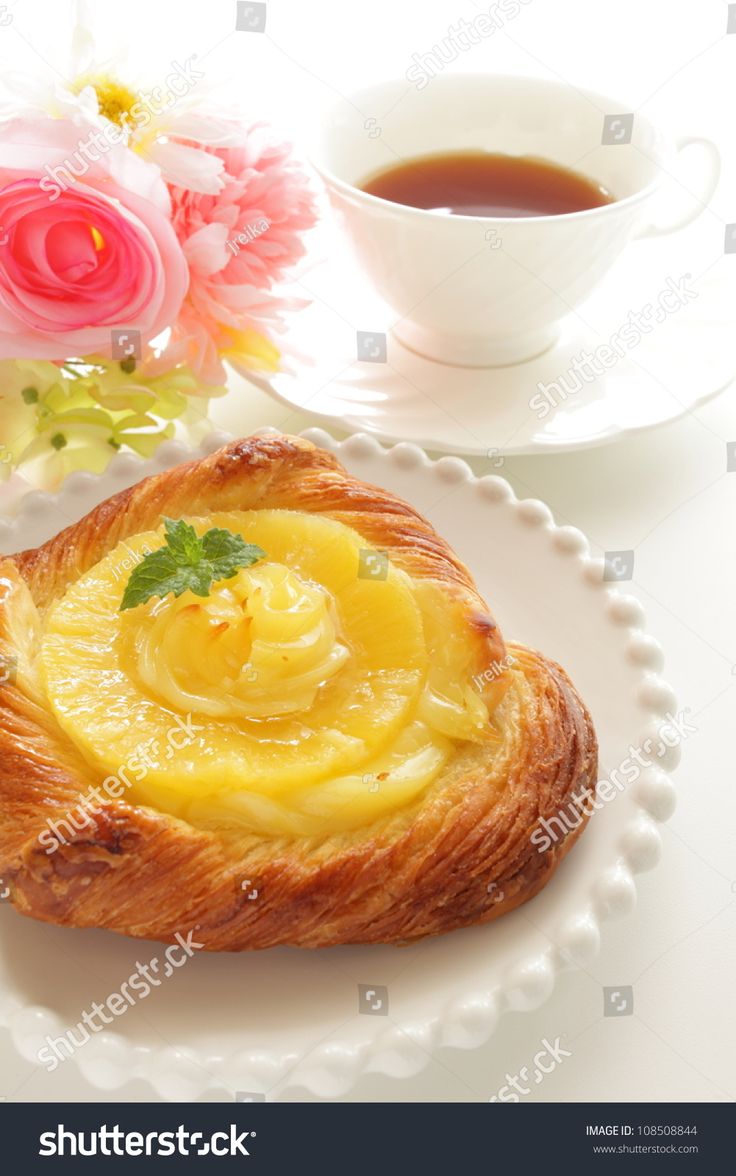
[187,721,453,836]
[128,562,352,719]
[39,509,497,834]
[40,511,428,797]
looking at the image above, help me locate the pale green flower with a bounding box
[0,360,61,480]
[2,356,221,489]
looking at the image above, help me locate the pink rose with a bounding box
[0,116,188,359]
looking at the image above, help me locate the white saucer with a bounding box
[254,229,736,456]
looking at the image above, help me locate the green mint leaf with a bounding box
[120,549,191,611]
[186,563,219,598]
[201,528,265,580]
[164,517,202,566]
[120,521,266,611]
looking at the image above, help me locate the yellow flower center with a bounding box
[221,329,280,373]
[71,74,139,126]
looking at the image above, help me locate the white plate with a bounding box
[0,429,676,1100]
[251,228,736,456]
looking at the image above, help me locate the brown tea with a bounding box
[360,151,614,217]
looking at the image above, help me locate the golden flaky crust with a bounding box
[0,434,597,949]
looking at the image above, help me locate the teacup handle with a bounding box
[636,136,721,238]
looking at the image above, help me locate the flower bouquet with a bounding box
[0,9,317,488]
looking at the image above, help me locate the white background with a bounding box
[0,0,734,1102]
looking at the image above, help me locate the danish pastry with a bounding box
[0,434,597,948]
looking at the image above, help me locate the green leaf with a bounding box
[164,518,202,566]
[201,527,265,580]
[120,519,266,612]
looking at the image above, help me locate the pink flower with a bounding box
[0,116,188,360]
[166,122,317,382]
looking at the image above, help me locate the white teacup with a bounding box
[311,74,720,367]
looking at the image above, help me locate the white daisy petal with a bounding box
[46,82,101,126]
[147,139,226,194]
[105,144,172,211]
[70,0,97,76]
[161,112,244,147]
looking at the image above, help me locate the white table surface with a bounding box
[0,0,734,1104]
